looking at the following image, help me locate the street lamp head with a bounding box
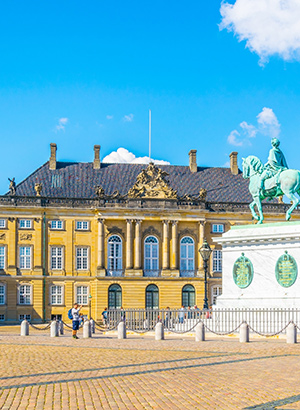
[89,294,92,300]
[199,238,212,262]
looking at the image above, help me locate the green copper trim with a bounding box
[275,251,298,288]
[233,253,254,289]
[231,220,300,230]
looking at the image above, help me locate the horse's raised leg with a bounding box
[284,192,300,221]
[254,195,264,224]
[249,200,259,220]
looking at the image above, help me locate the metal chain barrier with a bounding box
[203,321,244,336]
[29,322,51,331]
[247,321,293,337]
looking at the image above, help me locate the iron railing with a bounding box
[179,270,196,277]
[105,307,300,334]
[106,270,124,277]
[143,270,161,277]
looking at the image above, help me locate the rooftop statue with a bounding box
[242,138,300,224]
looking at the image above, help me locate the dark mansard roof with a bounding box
[9,161,252,203]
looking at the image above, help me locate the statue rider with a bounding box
[260,138,288,192]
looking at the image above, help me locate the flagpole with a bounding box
[149,109,151,163]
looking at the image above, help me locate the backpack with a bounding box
[68,309,73,320]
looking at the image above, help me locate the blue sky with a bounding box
[1,0,300,194]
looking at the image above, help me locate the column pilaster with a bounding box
[126,219,133,269]
[162,220,170,274]
[97,218,105,276]
[134,220,142,269]
[197,221,205,277]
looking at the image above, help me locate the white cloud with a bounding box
[257,107,280,138]
[106,115,113,120]
[227,107,281,146]
[102,147,170,165]
[220,0,300,64]
[123,114,134,122]
[227,130,243,146]
[55,117,68,132]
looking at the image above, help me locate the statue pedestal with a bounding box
[214,221,300,309]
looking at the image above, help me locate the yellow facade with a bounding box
[0,201,297,323]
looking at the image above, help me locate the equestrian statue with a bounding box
[242,138,300,224]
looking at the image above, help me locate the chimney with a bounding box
[93,145,101,169]
[229,151,238,175]
[49,143,57,170]
[189,150,197,173]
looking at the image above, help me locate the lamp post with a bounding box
[89,294,92,319]
[199,238,212,310]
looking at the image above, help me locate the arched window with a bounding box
[107,235,123,276]
[182,284,195,308]
[108,284,122,309]
[211,285,222,305]
[144,236,159,277]
[180,237,195,276]
[146,284,159,309]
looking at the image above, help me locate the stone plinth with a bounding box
[214,221,300,308]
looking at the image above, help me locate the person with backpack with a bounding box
[68,303,83,339]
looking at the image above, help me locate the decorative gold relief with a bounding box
[35,183,42,196]
[20,233,32,241]
[128,163,177,199]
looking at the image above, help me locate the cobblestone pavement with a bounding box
[0,327,300,409]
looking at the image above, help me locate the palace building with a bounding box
[0,143,298,323]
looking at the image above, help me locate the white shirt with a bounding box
[71,307,81,321]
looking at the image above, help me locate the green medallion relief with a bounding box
[275,251,298,288]
[233,253,254,289]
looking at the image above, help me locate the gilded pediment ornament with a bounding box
[128,163,177,199]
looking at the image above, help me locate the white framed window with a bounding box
[0,314,5,321]
[180,237,195,273]
[50,220,63,230]
[19,284,32,305]
[51,247,63,270]
[144,236,159,276]
[76,285,89,305]
[50,285,64,305]
[20,246,32,269]
[211,285,222,305]
[212,224,224,233]
[19,314,31,321]
[19,219,32,229]
[0,246,6,269]
[0,219,6,229]
[76,247,89,270]
[107,235,123,275]
[0,284,6,305]
[213,250,222,272]
[76,221,89,231]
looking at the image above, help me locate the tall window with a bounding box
[0,284,5,305]
[182,284,195,307]
[0,219,6,228]
[211,285,222,305]
[19,284,32,305]
[212,224,224,233]
[146,284,159,309]
[76,247,89,270]
[76,221,89,230]
[144,236,159,276]
[50,285,63,305]
[76,285,88,305]
[19,314,31,321]
[213,250,222,272]
[50,220,63,230]
[107,235,122,275]
[20,247,31,269]
[19,219,32,229]
[0,246,5,269]
[108,284,122,309]
[51,247,63,270]
[180,237,195,276]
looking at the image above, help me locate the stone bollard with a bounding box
[50,321,59,337]
[59,321,64,335]
[21,319,29,336]
[83,320,91,338]
[286,322,297,344]
[118,321,127,339]
[195,322,205,342]
[90,319,95,334]
[155,322,164,340]
[240,322,249,343]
